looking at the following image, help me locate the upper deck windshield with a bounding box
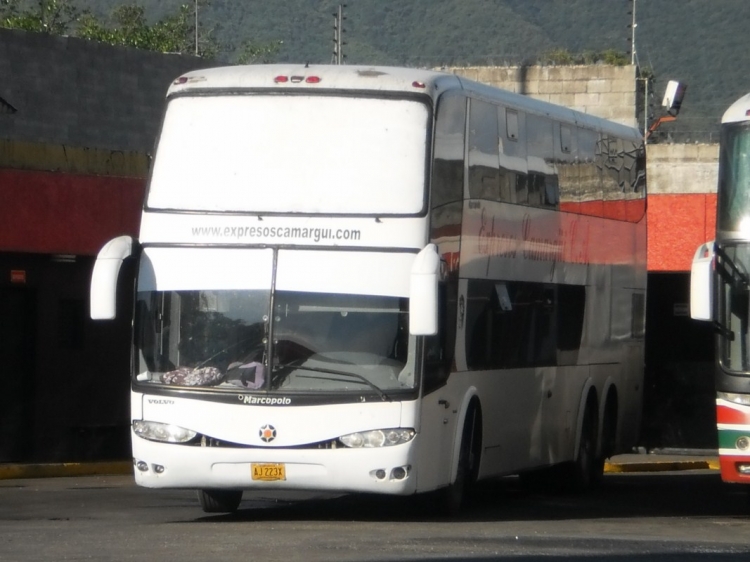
[146,94,430,215]
[134,247,417,395]
[718,121,750,233]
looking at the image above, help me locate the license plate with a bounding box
[251,463,286,481]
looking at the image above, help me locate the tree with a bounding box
[0,0,82,34]
[1,1,283,63]
[236,39,283,65]
[77,3,220,58]
[538,48,630,66]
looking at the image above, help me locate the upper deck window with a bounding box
[147,94,430,215]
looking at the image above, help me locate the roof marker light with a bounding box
[291,76,304,83]
[305,76,322,84]
[412,81,426,89]
[274,75,289,83]
[173,76,188,85]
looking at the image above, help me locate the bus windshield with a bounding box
[718,243,750,374]
[146,94,430,215]
[718,121,750,232]
[133,246,417,394]
[134,289,415,393]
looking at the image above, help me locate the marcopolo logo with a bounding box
[259,424,277,443]
[238,395,292,406]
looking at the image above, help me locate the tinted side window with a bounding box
[499,108,528,205]
[599,135,625,220]
[526,114,559,209]
[468,99,500,200]
[423,282,458,393]
[432,94,466,209]
[557,284,585,365]
[465,280,556,370]
[577,128,603,217]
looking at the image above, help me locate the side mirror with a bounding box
[690,241,714,321]
[409,244,440,336]
[662,80,687,116]
[90,236,136,320]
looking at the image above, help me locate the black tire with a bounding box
[568,403,598,492]
[440,404,481,515]
[197,489,243,513]
[594,399,617,485]
[519,466,557,493]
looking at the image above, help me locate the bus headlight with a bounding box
[133,420,197,443]
[718,392,750,406]
[339,428,415,448]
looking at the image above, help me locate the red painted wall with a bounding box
[1,168,718,272]
[648,193,717,272]
[0,169,145,256]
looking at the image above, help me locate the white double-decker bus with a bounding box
[91,64,646,513]
[692,93,750,485]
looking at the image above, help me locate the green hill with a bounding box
[76,0,750,141]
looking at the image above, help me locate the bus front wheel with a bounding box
[197,489,243,513]
[440,403,482,514]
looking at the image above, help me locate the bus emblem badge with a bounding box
[259,424,277,443]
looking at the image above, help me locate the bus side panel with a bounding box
[454,365,591,480]
[413,378,465,493]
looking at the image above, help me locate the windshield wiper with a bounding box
[276,363,391,401]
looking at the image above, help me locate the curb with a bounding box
[604,459,721,473]
[1,459,720,480]
[0,461,132,480]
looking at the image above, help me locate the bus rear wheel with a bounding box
[197,489,243,513]
[567,403,599,492]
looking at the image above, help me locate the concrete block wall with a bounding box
[647,143,718,272]
[648,143,718,195]
[0,28,208,153]
[449,64,639,128]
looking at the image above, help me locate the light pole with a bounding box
[194,0,199,56]
[628,0,637,65]
[332,4,346,65]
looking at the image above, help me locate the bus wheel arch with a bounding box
[442,394,483,513]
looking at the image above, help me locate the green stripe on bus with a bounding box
[718,427,750,449]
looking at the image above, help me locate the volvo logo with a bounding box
[259,424,277,443]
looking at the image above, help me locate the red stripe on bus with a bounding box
[716,404,750,425]
[720,456,750,483]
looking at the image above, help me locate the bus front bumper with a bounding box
[131,434,418,495]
